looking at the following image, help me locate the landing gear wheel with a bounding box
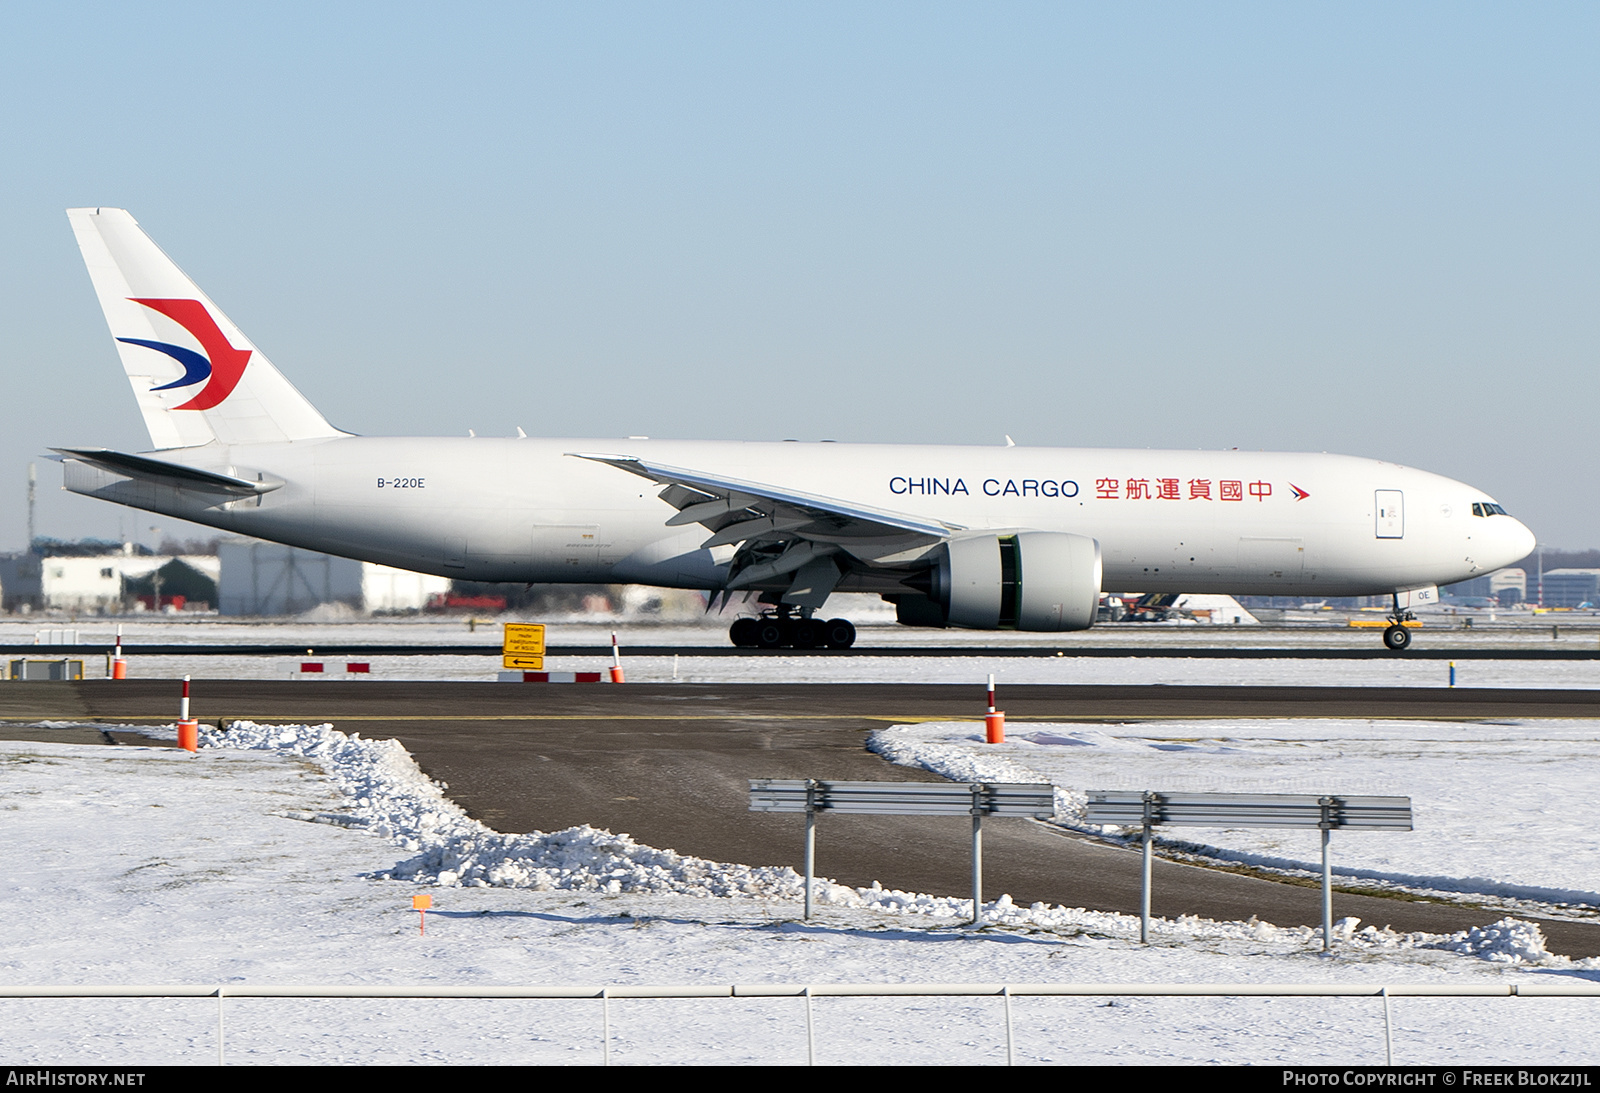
[1382,624,1411,651]
[823,618,856,649]
[756,620,788,648]
[729,618,759,647]
[790,619,824,649]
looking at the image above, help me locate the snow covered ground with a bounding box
[1,721,1598,1065]
[36,650,1600,687]
[870,719,1600,916]
[9,613,1600,686]
[10,610,1600,646]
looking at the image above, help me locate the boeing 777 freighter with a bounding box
[56,208,1535,650]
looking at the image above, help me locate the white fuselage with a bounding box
[111,436,1535,599]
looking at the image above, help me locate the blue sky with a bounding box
[2,2,1595,550]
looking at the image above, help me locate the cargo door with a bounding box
[1376,491,1404,539]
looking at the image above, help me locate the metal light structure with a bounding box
[1084,791,1413,950]
[750,779,1055,923]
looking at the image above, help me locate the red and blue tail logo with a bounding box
[116,298,251,411]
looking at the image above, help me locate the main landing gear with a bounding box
[729,609,856,649]
[1383,592,1415,652]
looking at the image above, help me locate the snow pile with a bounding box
[203,721,1037,912]
[199,721,1560,961]
[205,721,803,898]
[199,722,1146,925]
[1425,918,1552,964]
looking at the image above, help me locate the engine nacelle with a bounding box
[898,532,1102,631]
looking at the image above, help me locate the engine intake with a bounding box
[899,532,1101,631]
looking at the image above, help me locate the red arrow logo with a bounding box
[129,298,252,410]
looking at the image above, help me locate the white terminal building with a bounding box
[50,553,220,612]
[1,541,448,616]
[216,539,450,615]
[0,549,220,614]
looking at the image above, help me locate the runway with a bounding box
[5,642,1600,659]
[8,679,1600,721]
[6,680,1599,956]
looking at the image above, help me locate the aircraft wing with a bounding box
[569,453,961,603]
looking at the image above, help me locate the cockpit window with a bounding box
[1471,502,1509,517]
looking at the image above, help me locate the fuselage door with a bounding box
[443,535,467,568]
[1375,490,1404,539]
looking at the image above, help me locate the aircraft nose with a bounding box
[1496,517,1537,569]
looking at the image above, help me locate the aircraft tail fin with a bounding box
[67,208,346,449]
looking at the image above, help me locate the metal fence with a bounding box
[3,981,1595,1066]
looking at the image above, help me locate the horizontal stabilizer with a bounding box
[52,448,282,496]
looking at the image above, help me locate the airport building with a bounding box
[0,547,219,613]
[1534,568,1600,609]
[216,539,450,615]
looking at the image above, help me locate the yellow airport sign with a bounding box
[503,623,545,670]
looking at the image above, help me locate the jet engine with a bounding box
[894,531,1101,631]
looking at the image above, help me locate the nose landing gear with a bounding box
[1382,592,1416,651]
[729,609,856,649]
[1382,623,1412,651]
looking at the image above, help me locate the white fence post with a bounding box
[804,985,815,1065]
[1003,986,1014,1066]
[1382,986,1394,1065]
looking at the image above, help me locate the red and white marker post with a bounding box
[176,675,199,752]
[985,673,1005,744]
[609,632,626,683]
[111,624,127,680]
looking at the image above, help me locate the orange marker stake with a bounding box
[176,675,199,752]
[984,673,1005,744]
[413,893,433,935]
[111,625,126,680]
[609,632,625,683]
